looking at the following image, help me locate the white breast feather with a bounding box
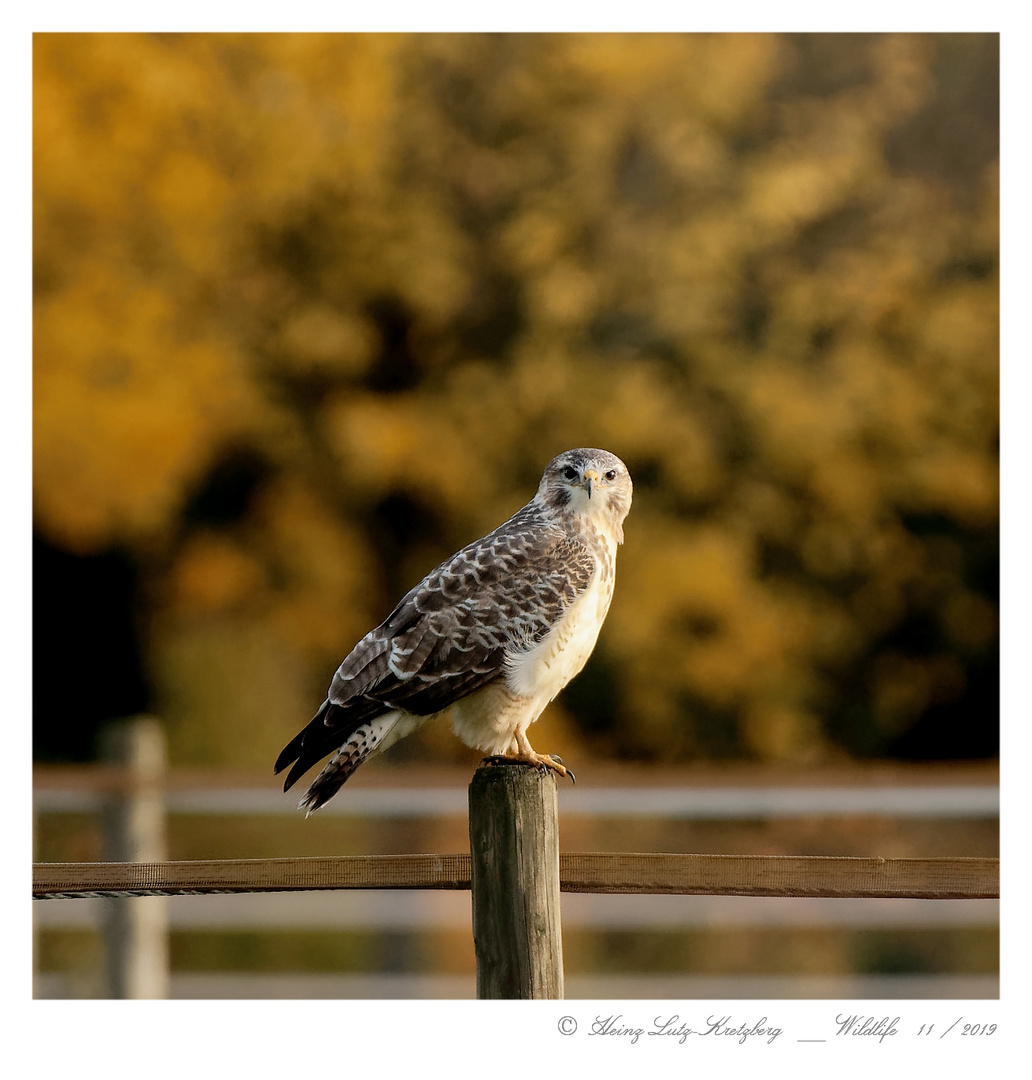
[505,566,612,705]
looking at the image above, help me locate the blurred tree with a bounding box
[33,32,997,767]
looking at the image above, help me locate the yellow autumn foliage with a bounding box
[34,32,998,768]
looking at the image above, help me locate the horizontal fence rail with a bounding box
[33,757,1000,818]
[35,892,1000,932]
[33,852,999,901]
[32,781,1000,819]
[33,726,999,1001]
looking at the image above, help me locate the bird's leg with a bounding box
[479,751,575,781]
[514,731,575,782]
[478,731,576,782]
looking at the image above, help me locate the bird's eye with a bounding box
[604,469,617,481]
[562,465,578,481]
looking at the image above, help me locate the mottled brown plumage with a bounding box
[275,448,632,813]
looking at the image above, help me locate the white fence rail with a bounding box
[33,719,999,1000]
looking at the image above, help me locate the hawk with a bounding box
[275,447,633,813]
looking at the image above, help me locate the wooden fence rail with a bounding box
[33,722,999,1000]
[33,852,999,900]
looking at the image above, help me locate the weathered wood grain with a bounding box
[468,764,565,999]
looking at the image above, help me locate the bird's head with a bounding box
[536,448,633,543]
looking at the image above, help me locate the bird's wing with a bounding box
[275,506,597,790]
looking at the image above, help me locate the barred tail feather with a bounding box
[296,711,411,816]
[297,741,373,816]
[275,696,384,793]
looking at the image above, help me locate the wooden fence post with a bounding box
[100,716,169,999]
[468,763,564,999]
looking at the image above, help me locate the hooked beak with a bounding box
[582,468,599,500]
